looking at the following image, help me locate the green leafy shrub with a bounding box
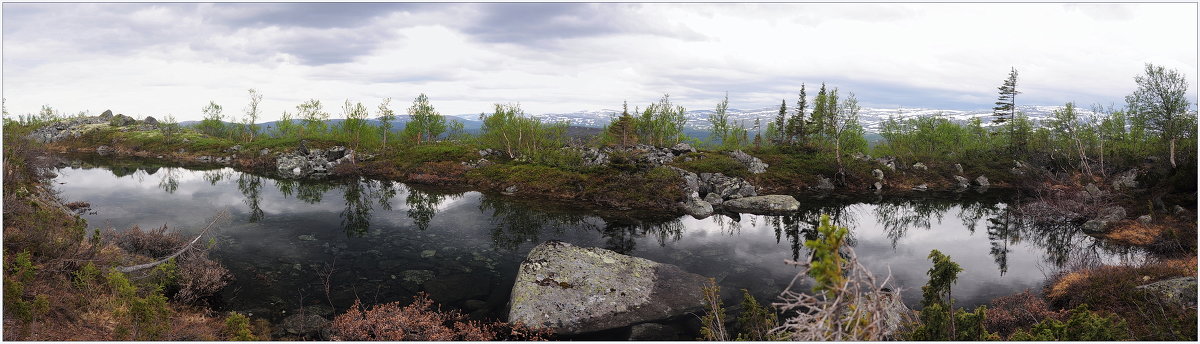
[225,312,256,341]
[1008,304,1129,341]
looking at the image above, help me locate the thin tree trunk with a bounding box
[1170,138,1177,168]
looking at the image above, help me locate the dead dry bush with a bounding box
[330,293,550,341]
[769,248,908,341]
[984,290,1065,337]
[109,224,230,305]
[171,249,231,305]
[110,225,182,258]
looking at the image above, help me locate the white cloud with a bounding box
[2,2,1195,121]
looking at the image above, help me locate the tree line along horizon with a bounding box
[8,63,1196,177]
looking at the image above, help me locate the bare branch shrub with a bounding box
[984,290,1065,337]
[769,247,908,341]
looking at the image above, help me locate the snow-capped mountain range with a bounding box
[489,105,1093,133]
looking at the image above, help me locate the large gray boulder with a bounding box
[728,150,768,174]
[1082,206,1126,234]
[974,175,990,187]
[508,241,709,335]
[719,195,799,215]
[679,192,714,219]
[670,142,696,155]
[110,114,136,126]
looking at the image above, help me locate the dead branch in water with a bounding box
[116,210,229,273]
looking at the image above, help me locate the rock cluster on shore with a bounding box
[276,144,355,179]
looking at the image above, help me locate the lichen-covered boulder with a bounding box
[1136,276,1197,308]
[508,241,709,335]
[720,195,799,215]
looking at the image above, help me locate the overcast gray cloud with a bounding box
[2,2,1195,121]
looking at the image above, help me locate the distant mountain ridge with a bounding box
[529,104,1094,133]
[181,105,1090,136]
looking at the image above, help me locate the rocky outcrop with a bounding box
[698,172,756,200]
[872,169,884,181]
[276,145,355,179]
[27,116,111,143]
[668,167,760,218]
[508,241,709,335]
[728,150,768,174]
[1136,276,1197,308]
[720,195,800,215]
[1082,206,1126,234]
[1111,169,1139,191]
[143,116,159,126]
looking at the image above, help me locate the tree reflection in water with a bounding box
[404,186,445,232]
[237,173,265,222]
[158,167,179,194]
[767,203,860,261]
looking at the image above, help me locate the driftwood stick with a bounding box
[116,212,226,273]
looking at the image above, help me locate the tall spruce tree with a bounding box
[788,84,808,145]
[993,68,1020,154]
[775,100,787,143]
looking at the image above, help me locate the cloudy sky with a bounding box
[3,2,1196,122]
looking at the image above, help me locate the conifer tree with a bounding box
[993,68,1020,154]
[774,98,787,144]
[788,84,808,144]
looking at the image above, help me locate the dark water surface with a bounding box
[53,161,1143,337]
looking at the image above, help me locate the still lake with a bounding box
[52,160,1142,335]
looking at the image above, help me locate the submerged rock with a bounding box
[953,175,970,189]
[276,313,330,340]
[815,175,835,191]
[719,195,800,215]
[508,241,709,335]
[628,323,677,341]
